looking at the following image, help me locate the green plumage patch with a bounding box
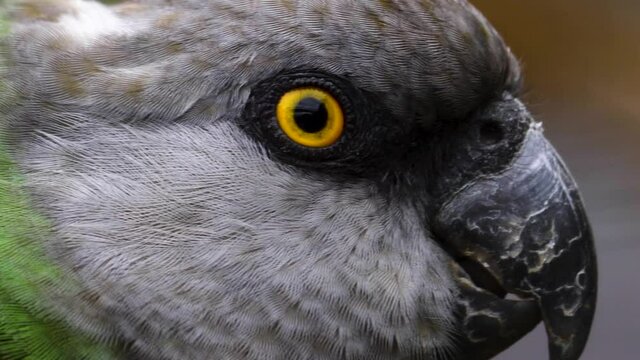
[0,6,118,360]
[0,148,118,360]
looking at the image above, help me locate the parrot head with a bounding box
[1,0,596,359]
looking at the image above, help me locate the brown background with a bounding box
[472,1,640,359]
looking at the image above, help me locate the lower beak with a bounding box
[435,126,597,360]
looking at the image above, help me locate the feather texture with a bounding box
[0,140,120,359]
[1,1,519,358]
[0,7,117,359]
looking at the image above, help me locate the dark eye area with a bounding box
[478,120,505,145]
[242,70,405,172]
[294,98,329,133]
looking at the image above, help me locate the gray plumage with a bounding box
[4,0,529,359]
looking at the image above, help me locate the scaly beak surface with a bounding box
[436,126,597,360]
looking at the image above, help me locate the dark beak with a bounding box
[435,126,597,360]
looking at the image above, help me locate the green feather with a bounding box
[0,6,119,359]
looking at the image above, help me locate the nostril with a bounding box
[479,120,505,145]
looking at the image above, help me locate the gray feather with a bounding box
[3,0,519,358]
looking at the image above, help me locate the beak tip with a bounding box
[547,328,590,360]
[543,291,597,360]
[539,230,598,360]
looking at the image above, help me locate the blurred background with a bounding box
[472,1,640,359]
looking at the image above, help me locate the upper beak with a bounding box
[435,125,597,360]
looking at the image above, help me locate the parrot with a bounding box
[0,0,597,359]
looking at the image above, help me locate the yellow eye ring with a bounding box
[276,87,344,148]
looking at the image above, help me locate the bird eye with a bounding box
[276,87,344,148]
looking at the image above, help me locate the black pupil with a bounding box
[294,97,329,133]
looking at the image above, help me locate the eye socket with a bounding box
[276,87,344,148]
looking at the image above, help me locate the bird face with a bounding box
[3,0,596,359]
